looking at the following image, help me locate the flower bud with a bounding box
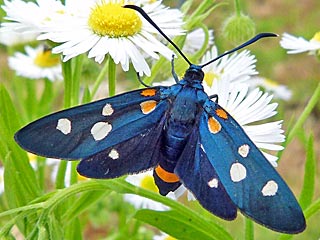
[222,13,256,45]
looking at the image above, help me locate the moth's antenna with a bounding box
[123,5,192,66]
[200,33,278,68]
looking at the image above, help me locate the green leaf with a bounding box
[47,214,64,240]
[65,218,83,240]
[135,209,232,240]
[0,85,40,203]
[81,86,91,104]
[0,85,41,236]
[62,190,110,222]
[304,197,320,219]
[299,134,316,209]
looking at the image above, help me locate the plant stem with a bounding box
[287,82,320,144]
[245,218,254,240]
[108,57,117,96]
[234,0,242,16]
[91,58,109,98]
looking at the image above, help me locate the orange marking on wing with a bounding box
[140,100,157,114]
[155,165,180,183]
[216,108,228,119]
[208,116,221,134]
[141,89,157,96]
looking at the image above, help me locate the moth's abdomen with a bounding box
[153,87,200,195]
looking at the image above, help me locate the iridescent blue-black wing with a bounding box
[175,124,237,220]
[199,101,305,233]
[15,87,169,161]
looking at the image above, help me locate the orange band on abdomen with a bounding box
[155,165,180,183]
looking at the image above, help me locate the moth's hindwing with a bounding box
[175,124,237,220]
[199,101,305,233]
[15,87,168,160]
[77,115,166,178]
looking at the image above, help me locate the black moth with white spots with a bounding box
[14,5,306,234]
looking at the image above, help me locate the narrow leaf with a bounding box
[299,134,316,209]
[62,190,109,222]
[135,209,232,240]
[245,218,254,240]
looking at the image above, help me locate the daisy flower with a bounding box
[37,0,184,76]
[173,184,196,201]
[153,46,256,87]
[201,46,257,89]
[27,152,39,170]
[280,32,320,55]
[8,45,62,81]
[0,0,67,35]
[250,76,292,101]
[124,170,175,211]
[0,30,37,46]
[182,28,214,54]
[153,232,176,240]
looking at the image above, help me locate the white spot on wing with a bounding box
[102,103,114,116]
[200,144,206,153]
[91,122,112,141]
[56,118,71,135]
[108,149,119,160]
[104,168,110,175]
[207,178,218,188]
[261,180,278,196]
[238,144,250,158]
[230,163,247,182]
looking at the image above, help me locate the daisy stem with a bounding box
[91,58,109,98]
[108,57,117,96]
[70,56,84,186]
[286,82,320,145]
[71,54,84,107]
[234,0,242,16]
[192,24,211,61]
[55,161,67,189]
[245,218,254,240]
[36,157,46,191]
[55,60,73,189]
[62,60,73,109]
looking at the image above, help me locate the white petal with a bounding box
[280,33,320,54]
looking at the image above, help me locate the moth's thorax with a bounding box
[183,64,204,84]
[168,86,199,126]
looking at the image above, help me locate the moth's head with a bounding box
[184,65,204,83]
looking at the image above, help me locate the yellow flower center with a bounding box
[88,1,142,38]
[34,49,60,68]
[140,175,159,193]
[204,71,219,87]
[77,173,88,181]
[165,236,177,240]
[263,78,278,88]
[27,152,37,162]
[311,31,320,43]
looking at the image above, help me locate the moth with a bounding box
[15,5,306,233]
